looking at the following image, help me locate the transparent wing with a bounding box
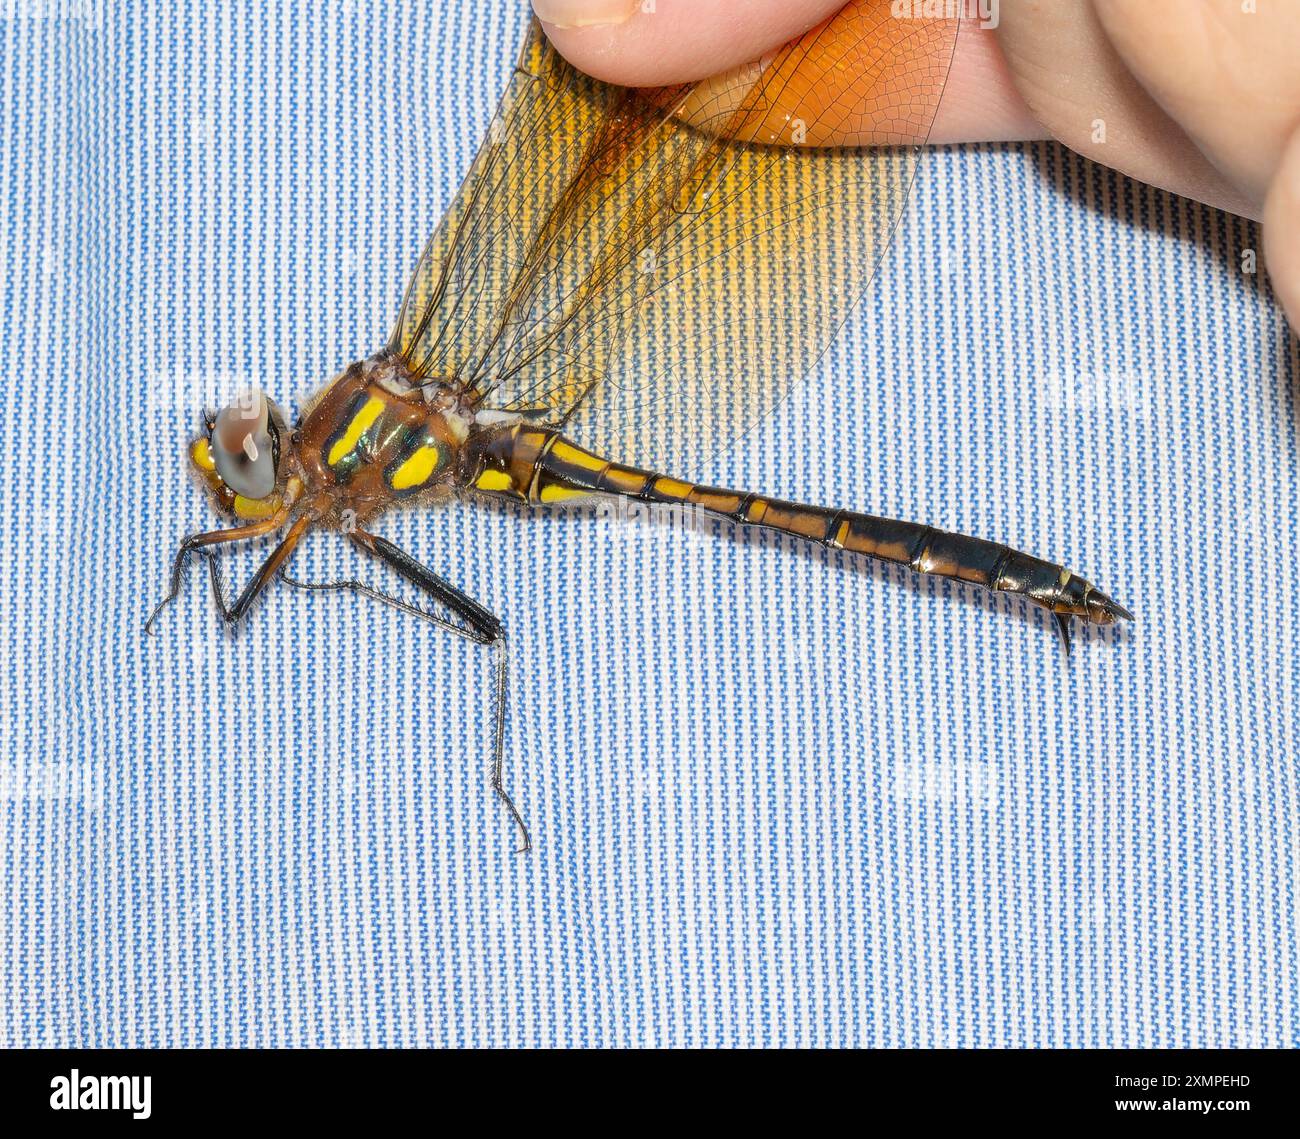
[390,0,958,474]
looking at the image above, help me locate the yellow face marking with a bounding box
[327,395,385,467]
[191,438,216,471]
[234,493,280,520]
[539,483,592,504]
[654,477,693,500]
[390,444,441,491]
[549,440,608,474]
[475,468,514,493]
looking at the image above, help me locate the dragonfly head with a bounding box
[189,389,293,520]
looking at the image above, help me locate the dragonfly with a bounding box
[148,1,1132,850]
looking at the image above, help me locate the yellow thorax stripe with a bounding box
[390,444,441,491]
[327,395,386,466]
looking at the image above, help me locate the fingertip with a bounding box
[928,22,1047,145]
[538,1,1045,149]
[535,0,844,87]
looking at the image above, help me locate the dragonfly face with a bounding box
[189,389,292,522]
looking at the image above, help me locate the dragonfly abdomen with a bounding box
[468,425,1131,644]
[647,488,1129,632]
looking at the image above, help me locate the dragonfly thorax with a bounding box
[292,355,474,525]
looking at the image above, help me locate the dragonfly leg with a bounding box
[204,513,314,626]
[278,529,530,854]
[145,508,292,634]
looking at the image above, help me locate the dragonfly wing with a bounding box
[388,19,652,389]
[391,1,959,475]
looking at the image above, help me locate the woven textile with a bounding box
[1,0,1296,1047]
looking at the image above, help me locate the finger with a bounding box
[536,0,1044,144]
[532,0,845,86]
[995,0,1257,218]
[930,21,1045,145]
[1092,0,1300,208]
[1263,127,1300,334]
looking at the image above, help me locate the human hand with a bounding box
[532,0,1300,332]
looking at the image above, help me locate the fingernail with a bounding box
[532,0,638,30]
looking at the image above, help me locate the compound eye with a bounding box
[212,390,277,499]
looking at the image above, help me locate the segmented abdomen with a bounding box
[466,424,1130,636]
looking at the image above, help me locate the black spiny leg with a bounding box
[277,528,530,854]
[145,509,292,634]
[205,515,314,626]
